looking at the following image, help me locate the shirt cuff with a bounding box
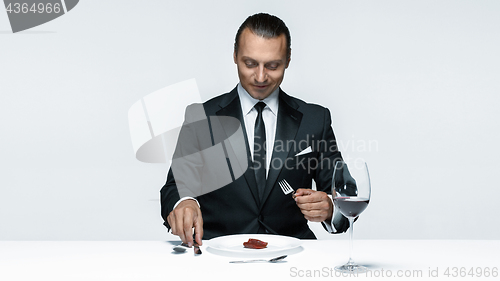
[321,194,338,233]
[173,197,200,210]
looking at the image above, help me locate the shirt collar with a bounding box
[237,83,279,116]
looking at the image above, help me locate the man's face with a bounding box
[234,28,290,100]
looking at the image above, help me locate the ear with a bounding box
[285,49,292,68]
[233,50,237,64]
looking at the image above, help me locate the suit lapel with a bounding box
[261,90,303,205]
[215,88,261,206]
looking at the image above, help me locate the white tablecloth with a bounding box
[1,239,498,280]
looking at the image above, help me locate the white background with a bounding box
[1,0,499,240]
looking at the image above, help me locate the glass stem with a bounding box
[348,216,355,265]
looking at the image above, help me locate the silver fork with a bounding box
[229,255,287,263]
[278,179,294,195]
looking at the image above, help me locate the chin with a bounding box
[255,95,269,101]
[250,91,272,100]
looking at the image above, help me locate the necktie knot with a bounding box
[254,102,266,114]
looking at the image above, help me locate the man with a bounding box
[161,13,349,247]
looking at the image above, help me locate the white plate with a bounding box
[205,234,303,258]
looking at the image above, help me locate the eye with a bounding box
[244,60,257,68]
[266,63,279,70]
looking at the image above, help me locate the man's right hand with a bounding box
[167,199,203,247]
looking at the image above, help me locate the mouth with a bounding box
[253,84,269,90]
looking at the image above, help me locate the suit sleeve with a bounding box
[314,107,350,233]
[160,168,180,230]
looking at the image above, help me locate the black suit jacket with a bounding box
[160,87,349,239]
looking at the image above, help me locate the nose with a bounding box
[254,66,267,83]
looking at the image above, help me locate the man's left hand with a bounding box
[294,188,333,222]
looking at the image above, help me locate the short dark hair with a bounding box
[234,13,291,60]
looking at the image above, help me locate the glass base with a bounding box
[335,263,368,274]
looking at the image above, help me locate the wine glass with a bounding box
[332,160,371,273]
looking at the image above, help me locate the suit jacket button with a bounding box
[258,214,264,221]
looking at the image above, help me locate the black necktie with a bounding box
[253,102,267,199]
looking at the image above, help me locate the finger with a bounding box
[296,191,329,204]
[296,202,323,212]
[304,214,326,222]
[173,208,191,245]
[295,194,323,204]
[182,209,195,247]
[294,189,314,203]
[297,200,331,211]
[167,211,178,235]
[294,188,312,197]
[174,211,187,243]
[296,201,312,211]
[302,210,328,222]
[301,208,324,217]
[193,213,204,246]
